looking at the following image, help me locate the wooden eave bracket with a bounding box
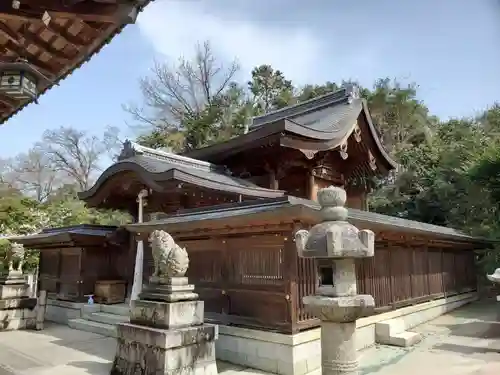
[0,1,140,24]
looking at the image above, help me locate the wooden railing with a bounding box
[294,242,477,332]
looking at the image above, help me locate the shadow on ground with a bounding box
[68,360,258,375]
[432,343,500,356]
[67,361,111,375]
[30,323,116,361]
[443,299,497,320]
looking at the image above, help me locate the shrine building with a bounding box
[11,84,489,375]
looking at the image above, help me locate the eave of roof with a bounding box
[125,196,492,247]
[1,0,152,125]
[184,86,397,170]
[79,147,285,203]
[7,224,117,249]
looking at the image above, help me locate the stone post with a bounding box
[35,290,47,331]
[110,230,217,375]
[487,268,500,320]
[295,186,375,375]
[0,243,37,331]
[130,189,149,303]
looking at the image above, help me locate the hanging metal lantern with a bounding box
[0,58,52,103]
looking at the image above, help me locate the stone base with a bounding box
[140,277,198,302]
[375,318,422,347]
[131,299,204,329]
[213,292,478,375]
[45,299,86,324]
[110,322,218,375]
[0,275,29,299]
[0,297,37,331]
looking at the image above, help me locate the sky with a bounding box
[1,0,500,158]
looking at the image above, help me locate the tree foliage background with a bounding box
[3,40,500,276]
[0,125,130,271]
[128,41,500,275]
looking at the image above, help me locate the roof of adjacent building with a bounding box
[78,141,286,203]
[125,196,492,247]
[185,85,397,172]
[0,0,152,124]
[6,224,119,249]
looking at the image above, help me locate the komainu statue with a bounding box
[148,230,189,278]
[9,242,25,274]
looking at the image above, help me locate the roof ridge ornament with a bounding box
[344,83,360,104]
[117,139,228,174]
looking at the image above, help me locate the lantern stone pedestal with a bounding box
[295,186,375,375]
[110,231,218,375]
[487,268,500,321]
[0,270,37,331]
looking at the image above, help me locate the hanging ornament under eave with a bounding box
[0,58,53,104]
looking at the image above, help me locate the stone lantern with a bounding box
[0,59,51,103]
[487,268,500,320]
[295,185,375,375]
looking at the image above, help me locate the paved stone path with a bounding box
[0,301,499,374]
[357,300,500,375]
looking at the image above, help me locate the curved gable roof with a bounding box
[185,85,397,171]
[78,141,285,203]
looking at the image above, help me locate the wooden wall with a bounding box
[39,244,129,302]
[143,223,478,334]
[142,225,294,332]
[296,243,477,330]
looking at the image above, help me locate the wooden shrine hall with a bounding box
[0,0,150,125]
[10,85,490,373]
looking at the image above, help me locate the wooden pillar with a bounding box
[269,168,279,190]
[308,169,318,201]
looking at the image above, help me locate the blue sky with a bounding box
[1,0,499,158]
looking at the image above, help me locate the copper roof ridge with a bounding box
[118,140,228,173]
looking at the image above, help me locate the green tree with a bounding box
[248,65,295,113]
[296,82,339,102]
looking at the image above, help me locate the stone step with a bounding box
[384,331,422,347]
[68,318,117,338]
[100,304,129,316]
[87,312,129,326]
[375,318,422,347]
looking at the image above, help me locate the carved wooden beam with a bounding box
[0,94,18,108]
[41,20,88,47]
[0,1,139,24]
[0,13,90,48]
[0,21,70,62]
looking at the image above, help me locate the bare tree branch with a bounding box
[125,41,240,145]
[38,126,117,191]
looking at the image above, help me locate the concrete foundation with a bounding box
[45,299,85,325]
[45,291,477,375]
[215,292,477,375]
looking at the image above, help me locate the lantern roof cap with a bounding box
[0,58,52,84]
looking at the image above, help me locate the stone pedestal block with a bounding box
[0,274,29,299]
[131,299,204,329]
[109,230,218,375]
[0,273,37,331]
[111,323,218,375]
[140,277,199,302]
